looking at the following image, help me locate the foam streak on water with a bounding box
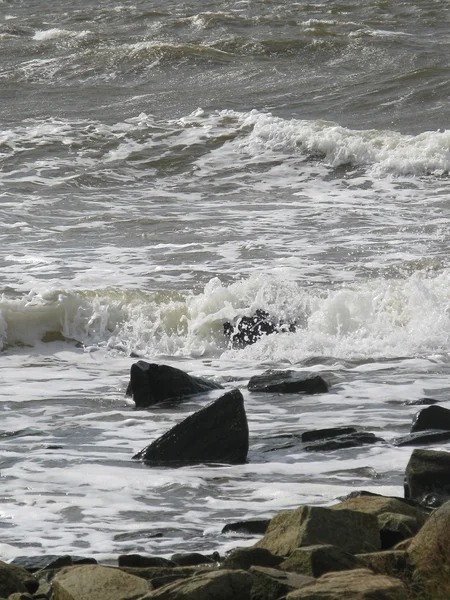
[0,0,449,562]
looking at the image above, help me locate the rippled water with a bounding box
[0,0,449,562]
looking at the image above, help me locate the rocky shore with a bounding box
[5,360,450,600]
[3,469,450,600]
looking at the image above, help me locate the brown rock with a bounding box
[249,566,313,599]
[280,544,364,577]
[285,568,409,599]
[52,565,151,600]
[140,569,253,599]
[0,562,28,598]
[255,505,380,556]
[408,500,450,597]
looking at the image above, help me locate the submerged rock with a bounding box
[223,309,295,347]
[133,388,249,466]
[126,361,223,409]
[248,370,328,394]
[392,429,450,447]
[304,431,384,452]
[221,519,270,536]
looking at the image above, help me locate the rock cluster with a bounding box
[6,486,450,599]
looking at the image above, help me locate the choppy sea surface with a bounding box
[0,0,449,561]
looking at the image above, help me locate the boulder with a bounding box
[279,544,364,577]
[223,309,295,347]
[248,370,328,394]
[0,561,38,595]
[404,449,450,506]
[304,431,384,452]
[220,547,283,571]
[301,427,356,443]
[408,500,450,596]
[249,566,313,599]
[133,388,249,466]
[52,565,150,600]
[118,567,207,590]
[221,519,270,536]
[140,569,253,599]
[126,361,223,408]
[356,550,411,581]
[254,505,380,556]
[0,562,28,598]
[170,553,217,567]
[411,404,450,432]
[330,494,427,549]
[285,568,409,599]
[393,429,450,446]
[118,555,175,568]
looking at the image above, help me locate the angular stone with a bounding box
[248,371,328,394]
[220,547,283,571]
[411,405,450,432]
[285,568,409,599]
[0,561,38,595]
[408,500,450,597]
[330,494,427,549]
[404,448,450,506]
[133,388,249,466]
[0,562,28,598]
[126,361,223,408]
[52,565,150,600]
[249,566,313,599]
[280,544,364,577]
[255,505,380,556]
[140,569,253,599]
[356,550,411,581]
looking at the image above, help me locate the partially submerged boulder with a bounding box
[133,389,249,466]
[126,361,223,408]
[221,519,270,536]
[393,430,450,447]
[404,449,450,507]
[304,431,384,452]
[248,370,328,394]
[255,505,380,556]
[411,404,450,432]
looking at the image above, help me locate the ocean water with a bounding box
[0,0,449,562]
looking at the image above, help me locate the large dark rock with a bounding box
[411,404,450,432]
[404,448,450,507]
[223,309,295,347]
[133,389,249,466]
[248,370,328,394]
[126,361,223,408]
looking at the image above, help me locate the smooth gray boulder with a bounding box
[126,361,223,408]
[133,388,249,466]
